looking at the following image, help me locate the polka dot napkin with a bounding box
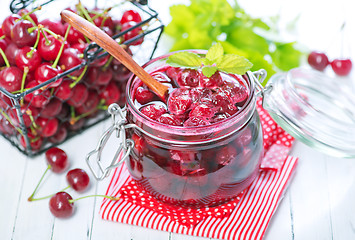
[100,98,298,240]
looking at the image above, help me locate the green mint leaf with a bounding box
[217,54,253,75]
[202,66,218,77]
[206,42,224,63]
[166,52,202,69]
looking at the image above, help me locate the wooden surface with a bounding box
[1,0,355,239]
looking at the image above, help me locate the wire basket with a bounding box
[0,0,164,156]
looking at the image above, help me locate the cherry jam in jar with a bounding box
[125,51,263,208]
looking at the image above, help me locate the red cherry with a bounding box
[331,58,352,76]
[24,81,51,108]
[45,147,69,173]
[199,71,222,88]
[40,98,62,118]
[20,130,43,151]
[76,90,99,115]
[54,80,73,101]
[135,86,155,104]
[38,35,63,61]
[11,20,37,48]
[222,82,248,107]
[8,105,39,127]
[157,113,182,126]
[90,12,114,30]
[48,124,67,144]
[67,83,89,107]
[49,192,74,218]
[307,51,329,71]
[140,104,167,120]
[36,117,59,137]
[39,19,65,36]
[99,81,121,105]
[64,23,86,45]
[35,63,63,87]
[71,42,88,54]
[168,89,192,115]
[0,66,23,92]
[111,61,132,82]
[15,47,42,72]
[176,69,200,87]
[59,48,84,76]
[189,104,216,119]
[184,116,210,127]
[0,39,8,66]
[66,168,90,192]
[120,10,142,24]
[1,14,20,38]
[5,42,20,65]
[121,22,143,46]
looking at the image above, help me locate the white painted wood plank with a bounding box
[325,156,355,240]
[0,138,29,240]
[288,142,333,240]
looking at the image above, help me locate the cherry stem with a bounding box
[20,67,29,105]
[42,27,59,39]
[27,164,51,201]
[76,1,94,24]
[0,47,10,68]
[69,194,119,203]
[0,35,5,40]
[40,28,50,45]
[102,55,113,71]
[27,27,42,58]
[17,6,41,26]
[52,25,71,68]
[29,185,71,202]
[69,65,88,88]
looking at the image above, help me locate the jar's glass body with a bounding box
[125,52,263,208]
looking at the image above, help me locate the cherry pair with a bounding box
[308,51,352,76]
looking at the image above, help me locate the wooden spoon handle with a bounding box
[60,10,168,99]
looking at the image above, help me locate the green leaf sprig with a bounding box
[166,43,253,78]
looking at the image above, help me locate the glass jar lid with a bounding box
[262,67,355,158]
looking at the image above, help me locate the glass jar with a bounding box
[124,52,264,207]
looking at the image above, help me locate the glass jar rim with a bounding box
[125,50,257,137]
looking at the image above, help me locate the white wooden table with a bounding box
[1,0,355,239]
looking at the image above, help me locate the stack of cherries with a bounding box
[29,147,118,218]
[0,3,145,153]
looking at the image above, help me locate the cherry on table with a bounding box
[45,147,69,173]
[66,168,90,192]
[307,51,329,71]
[331,58,352,76]
[49,192,74,218]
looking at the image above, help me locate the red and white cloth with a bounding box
[100,99,298,240]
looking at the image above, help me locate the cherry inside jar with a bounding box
[125,51,263,208]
